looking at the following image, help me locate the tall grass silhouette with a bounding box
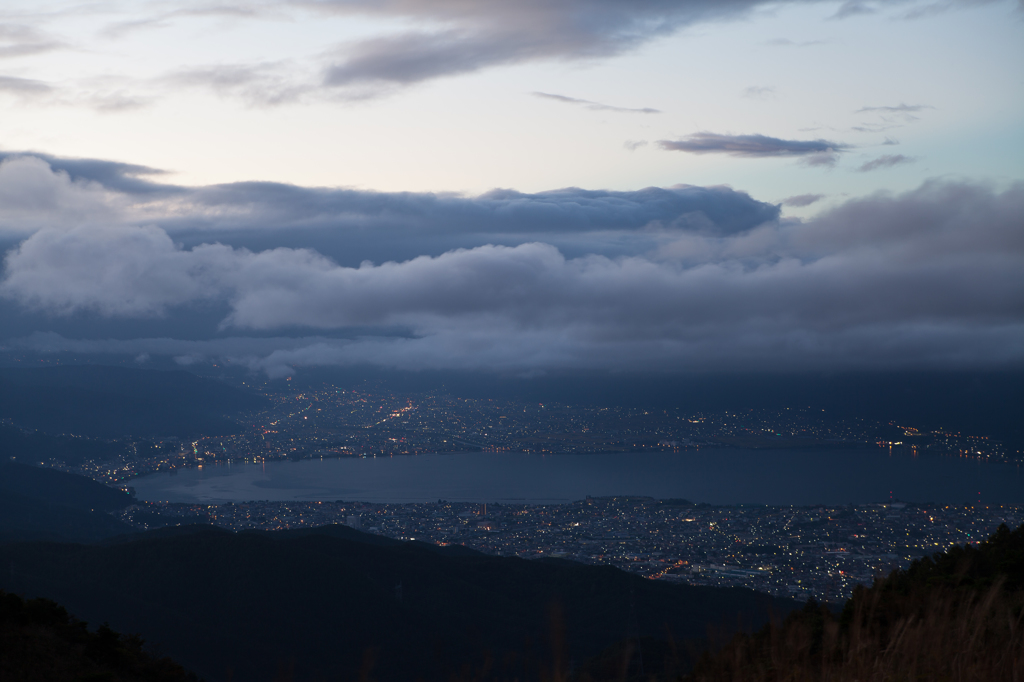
[688,524,1024,682]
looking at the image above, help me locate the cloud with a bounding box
[84,91,152,113]
[0,75,52,96]
[782,193,825,207]
[179,182,780,245]
[658,133,850,160]
[0,73,153,112]
[0,154,778,252]
[99,5,266,40]
[0,224,228,316]
[532,92,659,114]
[2,173,1022,375]
[0,156,123,236]
[857,154,915,172]
[742,86,775,99]
[319,0,1005,90]
[831,1,877,19]
[801,151,842,168]
[0,152,172,196]
[3,332,372,374]
[623,140,648,151]
[162,63,311,106]
[0,24,65,59]
[899,1,982,20]
[856,103,933,114]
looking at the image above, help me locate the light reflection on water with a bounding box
[130,447,1024,506]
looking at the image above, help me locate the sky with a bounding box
[0,0,1021,378]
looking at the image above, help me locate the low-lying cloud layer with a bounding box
[1,155,1021,376]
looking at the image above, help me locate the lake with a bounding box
[130,447,1024,506]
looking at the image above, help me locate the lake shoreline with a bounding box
[129,447,1024,507]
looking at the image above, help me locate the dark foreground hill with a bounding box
[0,462,136,543]
[0,524,796,682]
[689,523,1024,681]
[0,590,197,682]
[0,365,266,438]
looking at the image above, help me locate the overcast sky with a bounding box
[0,0,1021,377]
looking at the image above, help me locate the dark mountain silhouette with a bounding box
[1,523,797,681]
[0,423,128,466]
[0,462,136,543]
[0,366,266,438]
[0,462,134,512]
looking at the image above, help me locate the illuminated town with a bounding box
[117,496,1022,604]
[8,382,1019,605]
[42,383,1014,486]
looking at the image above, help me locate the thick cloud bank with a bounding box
[0,154,780,267]
[1,156,1021,376]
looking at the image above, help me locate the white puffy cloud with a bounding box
[0,156,121,236]
[1,224,229,316]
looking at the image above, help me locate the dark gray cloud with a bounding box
[532,92,659,114]
[181,182,780,242]
[0,152,173,196]
[858,154,915,172]
[782,193,825,207]
[161,182,779,267]
[0,152,780,263]
[657,133,850,159]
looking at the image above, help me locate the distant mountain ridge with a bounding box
[0,423,128,466]
[0,365,266,438]
[0,462,135,543]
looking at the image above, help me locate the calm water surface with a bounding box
[131,448,1024,506]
